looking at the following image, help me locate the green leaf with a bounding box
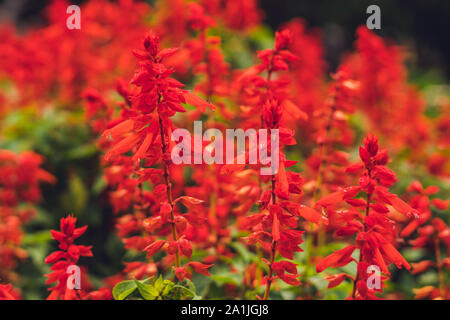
[112,280,137,300]
[92,174,106,195]
[154,275,163,291]
[22,230,52,246]
[61,172,88,214]
[171,279,202,300]
[210,274,239,286]
[66,143,97,160]
[229,242,252,263]
[162,281,175,297]
[134,279,159,300]
[172,284,200,300]
[183,278,197,293]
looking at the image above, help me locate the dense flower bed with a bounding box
[0,0,448,300]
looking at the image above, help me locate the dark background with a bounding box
[260,0,450,80]
[0,0,449,79]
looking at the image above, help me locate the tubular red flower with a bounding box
[45,214,92,300]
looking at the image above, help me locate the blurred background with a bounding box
[0,0,448,300]
[1,0,449,79]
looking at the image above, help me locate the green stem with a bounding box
[158,115,180,268]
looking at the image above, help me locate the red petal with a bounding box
[272,212,280,241]
[175,196,205,205]
[44,251,65,264]
[326,273,352,289]
[183,92,215,112]
[315,190,344,208]
[188,262,213,276]
[132,132,153,162]
[379,242,410,270]
[275,161,289,200]
[106,133,141,160]
[297,205,322,224]
[316,246,356,273]
[144,240,166,257]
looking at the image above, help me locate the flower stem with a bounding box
[352,171,372,299]
[434,236,445,298]
[312,93,337,249]
[263,239,277,300]
[263,175,278,300]
[158,115,180,268]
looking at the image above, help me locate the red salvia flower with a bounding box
[0,284,20,300]
[315,133,418,299]
[45,214,92,300]
[99,32,214,281]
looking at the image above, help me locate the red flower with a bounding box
[0,284,20,300]
[316,245,356,273]
[316,134,416,299]
[45,215,92,300]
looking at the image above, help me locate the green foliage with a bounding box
[112,276,201,300]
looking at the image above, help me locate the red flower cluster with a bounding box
[0,0,447,301]
[0,284,20,300]
[232,29,327,299]
[45,215,92,300]
[0,0,151,106]
[342,26,429,155]
[315,134,418,299]
[97,33,214,283]
[0,150,54,283]
[402,181,450,299]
